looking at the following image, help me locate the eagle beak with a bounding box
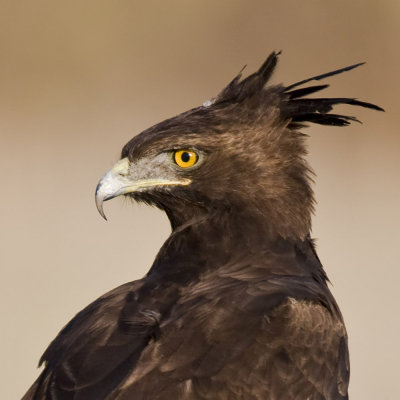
[95,157,191,220]
[95,158,132,220]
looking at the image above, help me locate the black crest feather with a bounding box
[283,60,384,127]
[215,51,281,104]
[215,52,383,128]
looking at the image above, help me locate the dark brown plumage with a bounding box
[23,52,382,400]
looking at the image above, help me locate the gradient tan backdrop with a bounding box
[1,1,399,399]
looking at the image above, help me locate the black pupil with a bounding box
[181,152,191,163]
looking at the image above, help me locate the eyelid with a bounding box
[170,147,207,155]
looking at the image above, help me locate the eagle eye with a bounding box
[173,149,198,168]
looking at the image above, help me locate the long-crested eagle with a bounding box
[23,52,382,400]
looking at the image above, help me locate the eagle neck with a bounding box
[147,209,326,285]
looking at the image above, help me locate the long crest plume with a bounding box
[214,51,383,128]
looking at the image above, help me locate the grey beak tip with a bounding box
[96,198,107,221]
[100,210,108,221]
[95,185,108,221]
[95,197,108,221]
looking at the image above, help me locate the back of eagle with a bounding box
[23,52,382,400]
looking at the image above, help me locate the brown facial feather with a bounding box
[122,96,314,237]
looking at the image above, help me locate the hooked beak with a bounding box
[95,158,131,220]
[95,157,190,220]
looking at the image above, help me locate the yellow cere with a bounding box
[174,149,198,168]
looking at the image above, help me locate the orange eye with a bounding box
[173,149,198,168]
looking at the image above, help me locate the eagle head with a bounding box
[95,52,382,239]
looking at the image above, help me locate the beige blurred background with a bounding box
[1,1,399,399]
